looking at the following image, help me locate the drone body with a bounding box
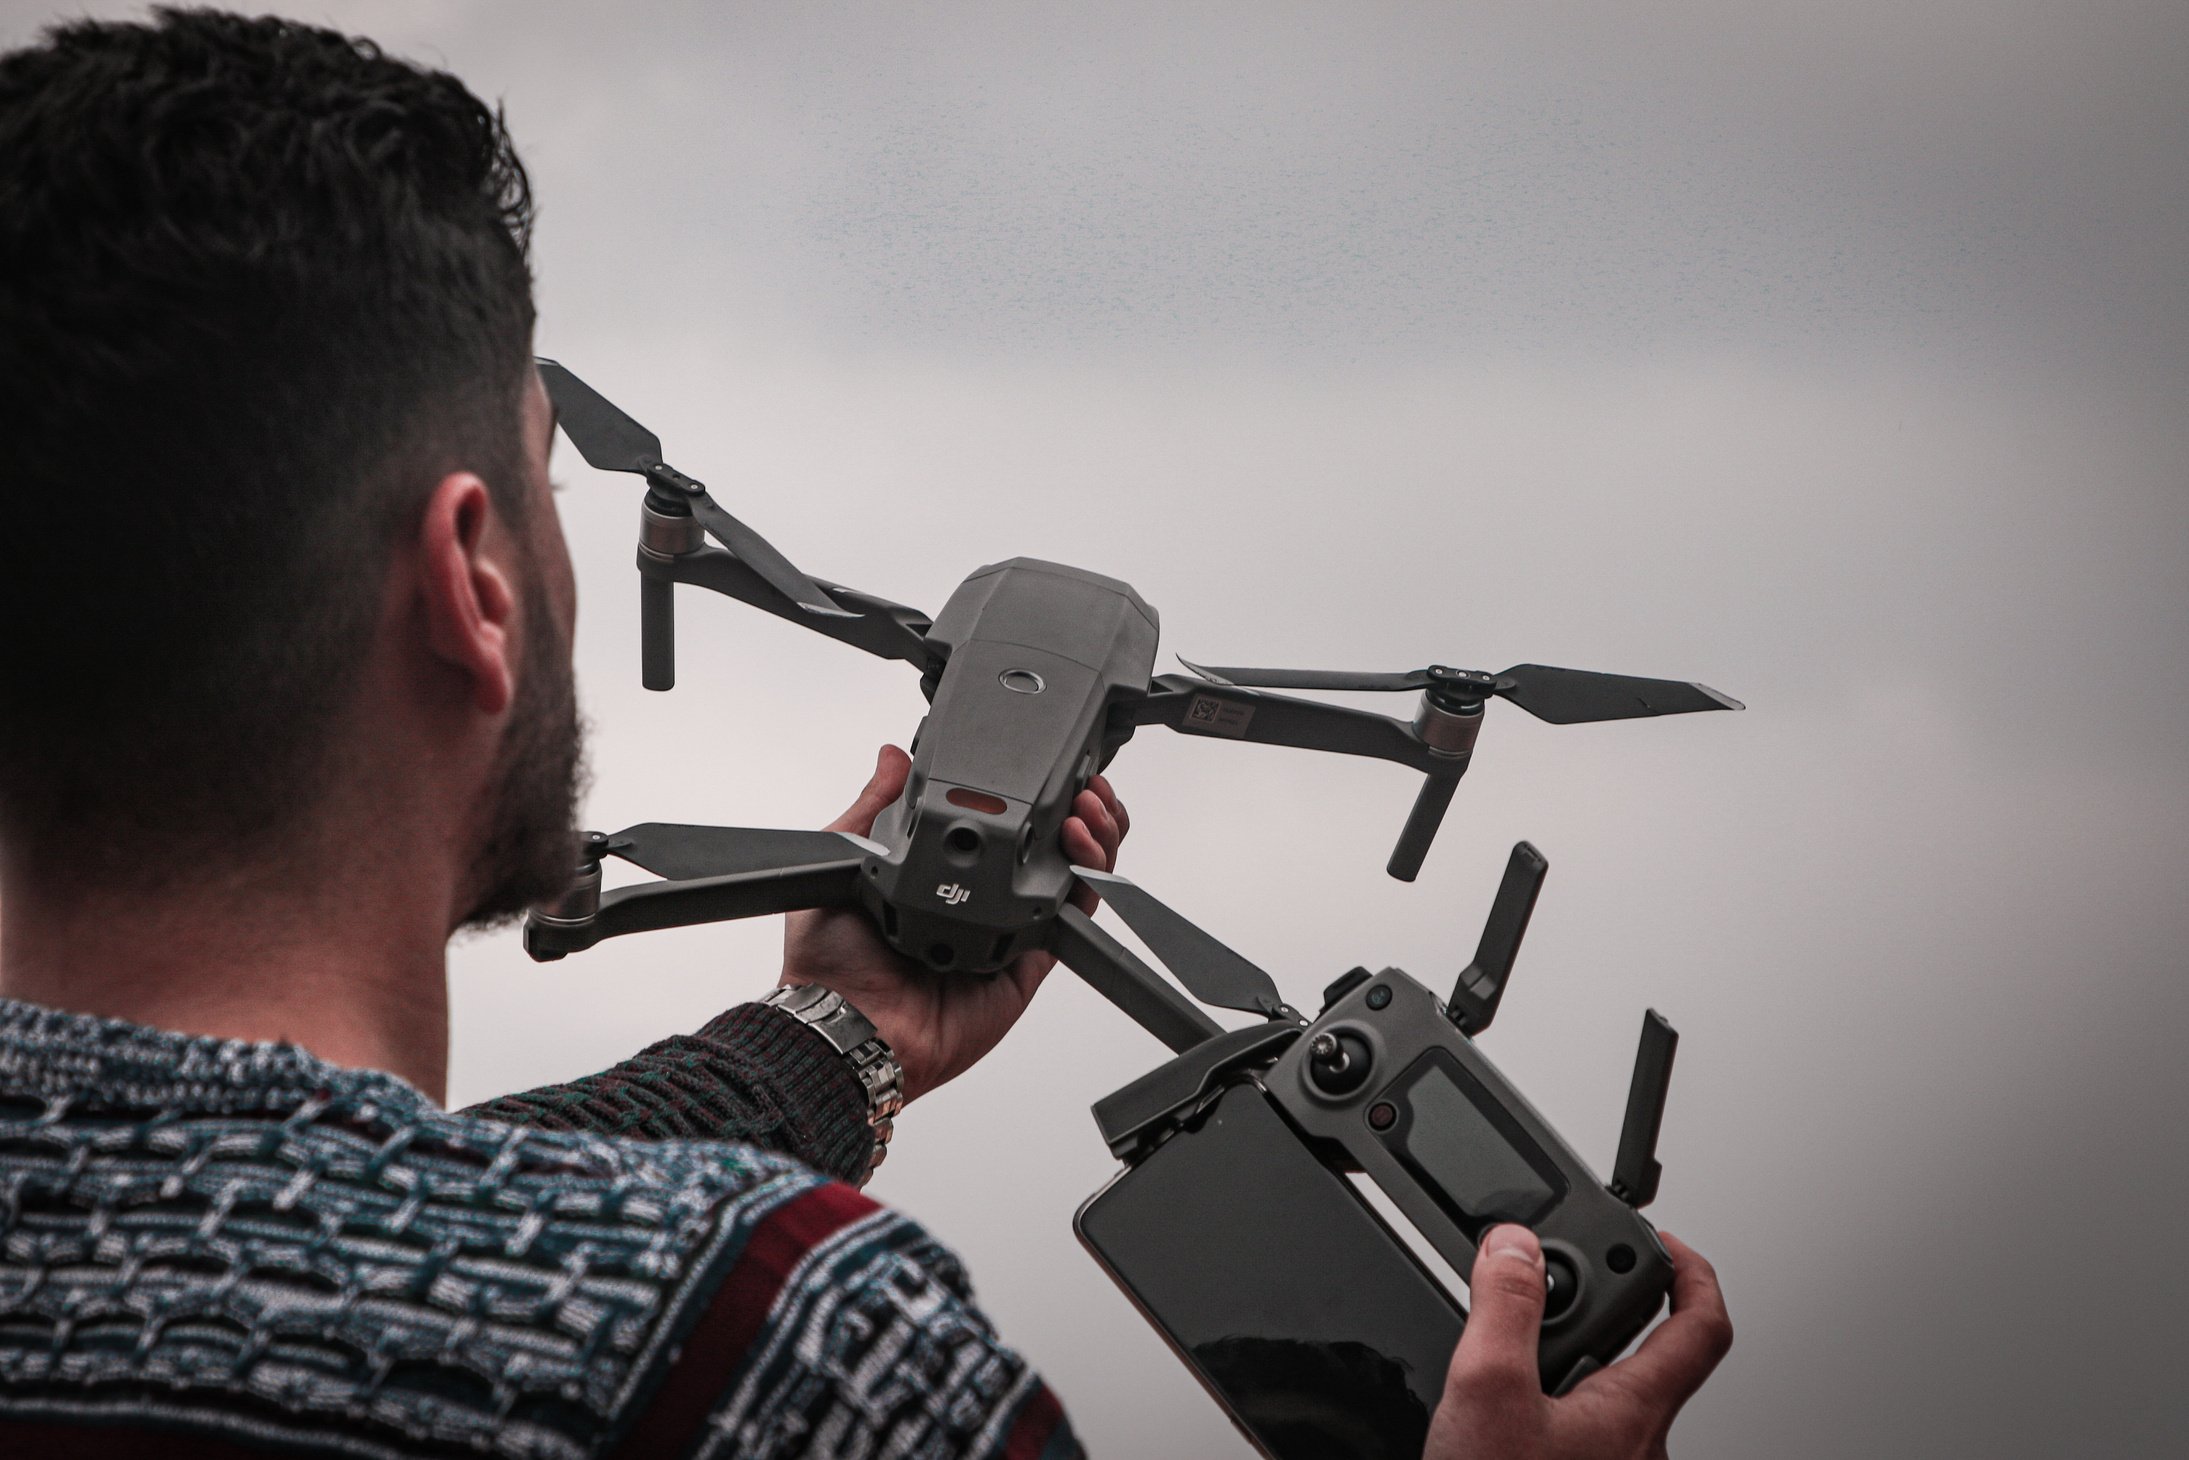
[864,558,1156,973]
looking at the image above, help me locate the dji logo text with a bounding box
[936,883,971,907]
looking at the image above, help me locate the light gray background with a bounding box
[7,3,2184,1455]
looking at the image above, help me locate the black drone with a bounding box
[522,358,1742,979]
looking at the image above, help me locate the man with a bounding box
[0,11,1729,1459]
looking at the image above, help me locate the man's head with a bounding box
[0,8,580,924]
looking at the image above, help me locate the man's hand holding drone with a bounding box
[781,745,1129,1102]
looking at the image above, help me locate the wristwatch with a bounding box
[761,983,904,1182]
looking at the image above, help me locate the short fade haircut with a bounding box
[0,8,537,888]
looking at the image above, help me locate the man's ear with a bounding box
[416,472,518,716]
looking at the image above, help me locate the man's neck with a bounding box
[0,845,460,1104]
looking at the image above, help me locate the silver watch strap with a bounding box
[761,984,903,1182]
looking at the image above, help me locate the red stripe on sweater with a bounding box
[1000,1380,1070,1460]
[606,1179,878,1460]
[0,1421,282,1458]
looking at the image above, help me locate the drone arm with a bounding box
[816,579,936,660]
[1135,675,1444,771]
[524,856,865,959]
[1049,904,1226,1053]
[1139,676,1478,880]
[643,543,933,668]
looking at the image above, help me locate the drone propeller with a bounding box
[601,824,870,882]
[536,358,854,619]
[1177,656,1740,880]
[1179,658,1743,725]
[1075,868,1293,1020]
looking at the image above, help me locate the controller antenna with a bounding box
[1446,841,1547,1035]
[1609,1010,1679,1209]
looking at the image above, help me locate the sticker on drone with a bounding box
[1183,695,1255,739]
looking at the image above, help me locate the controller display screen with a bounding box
[1385,1048,1565,1231]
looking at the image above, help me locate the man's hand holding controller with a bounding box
[1429,1225,1734,1459]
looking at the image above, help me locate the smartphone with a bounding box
[1076,1082,1465,1460]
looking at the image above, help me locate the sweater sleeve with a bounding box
[460,1002,877,1185]
[605,1179,1084,1460]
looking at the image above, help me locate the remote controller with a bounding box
[1064,844,1682,1457]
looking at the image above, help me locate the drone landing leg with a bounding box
[1050,905,1224,1053]
[640,573,675,690]
[1387,772,1463,882]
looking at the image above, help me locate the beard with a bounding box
[458,576,587,931]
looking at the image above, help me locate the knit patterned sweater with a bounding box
[0,997,1080,1458]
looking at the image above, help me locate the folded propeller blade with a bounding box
[1181,653,1743,726]
[683,492,856,619]
[1495,665,1744,724]
[538,357,664,473]
[536,357,853,619]
[607,824,866,882]
[1075,869,1290,1019]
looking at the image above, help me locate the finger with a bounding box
[1606,1233,1733,1413]
[1061,815,1106,871]
[1088,774,1129,841]
[1445,1225,1547,1415]
[1060,818,1104,916]
[1006,948,1057,1006]
[823,745,910,836]
[1073,789,1119,853]
[1072,790,1121,866]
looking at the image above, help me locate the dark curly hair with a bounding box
[0,8,538,885]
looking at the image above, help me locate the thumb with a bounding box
[824,745,910,836]
[1447,1225,1548,1409]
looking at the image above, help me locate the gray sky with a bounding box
[6,2,2184,1454]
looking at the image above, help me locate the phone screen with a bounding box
[1076,1083,1465,1460]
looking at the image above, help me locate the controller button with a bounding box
[1366,985,1392,1010]
[1607,1243,1636,1274]
[1320,967,1373,1011]
[1542,1251,1581,1323]
[1368,1101,1397,1130]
